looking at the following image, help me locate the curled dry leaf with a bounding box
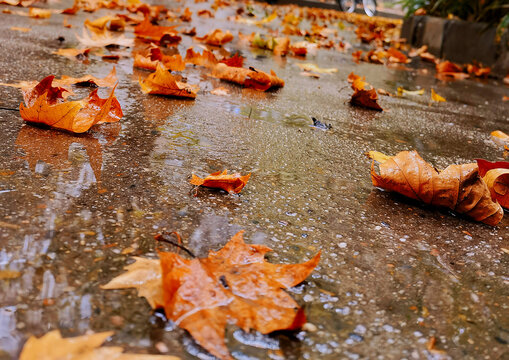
[476,159,509,209]
[134,17,181,45]
[491,130,509,148]
[103,231,320,360]
[349,74,383,111]
[195,29,234,46]
[139,63,198,99]
[19,75,122,133]
[368,150,503,225]
[84,15,126,34]
[19,330,179,360]
[467,64,491,78]
[184,47,218,68]
[273,37,290,56]
[180,7,192,22]
[210,63,284,91]
[197,9,214,18]
[190,170,250,193]
[397,87,424,96]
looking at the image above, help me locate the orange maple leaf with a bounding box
[134,17,181,46]
[19,75,122,133]
[139,63,199,98]
[190,170,250,193]
[219,53,244,68]
[160,231,320,359]
[134,45,185,71]
[184,47,218,68]
[476,159,509,209]
[436,61,469,80]
[368,150,503,225]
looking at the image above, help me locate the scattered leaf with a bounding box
[185,47,218,68]
[180,7,192,22]
[220,53,244,68]
[134,17,181,45]
[397,87,424,96]
[28,7,51,19]
[350,74,383,111]
[211,64,284,91]
[19,76,122,133]
[77,28,133,47]
[196,29,234,46]
[19,330,179,360]
[467,64,491,78]
[190,170,250,193]
[139,63,198,99]
[476,159,509,209]
[296,63,337,74]
[491,130,509,148]
[431,88,446,102]
[436,61,469,80]
[368,150,503,225]
[197,9,214,18]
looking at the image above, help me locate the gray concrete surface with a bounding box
[0,1,508,360]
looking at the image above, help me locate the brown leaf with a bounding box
[476,159,509,209]
[184,47,218,68]
[196,29,234,46]
[28,7,51,18]
[349,75,383,111]
[180,7,192,22]
[467,64,491,78]
[139,63,198,98]
[190,169,250,193]
[134,45,185,71]
[19,76,122,133]
[210,63,284,91]
[197,9,214,18]
[368,150,503,225]
[436,61,469,80]
[19,330,179,360]
[159,231,320,360]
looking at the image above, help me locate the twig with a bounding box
[0,107,18,111]
[155,232,196,258]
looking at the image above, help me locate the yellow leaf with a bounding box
[431,88,446,102]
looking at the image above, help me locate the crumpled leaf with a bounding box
[84,15,126,34]
[210,63,284,91]
[436,61,469,80]
[467,63,490,78]
[397,87,424,96]
[476,159,509,209]
[101,257,164,308]
[134,17,181,45]
[368,150,503,225]
[139,63,198,99]
[190,169,250,193]
[491,130,509,148]
[350,74,383,111]
[195,29,234,46]
[180,7,192,22]
[19,330,179,360]
[19,75,122,133]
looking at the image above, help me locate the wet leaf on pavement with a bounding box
[190,169,250,193]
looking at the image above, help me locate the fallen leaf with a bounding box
[491,130,509,147]
[19,330,179,360]
[467,64,490,78]
[0,270,21,280]
[436,61,469,80]
[300,71,320,79]
[503,95,509,102]
[210,87,230,96]
[77,28,134,47]
[61,0,80,15]
[377,88,392,96]
[220,53,244,68]
[197,9,214,18]
[273,37,290,56]
[408,45,427,57]
[102,257,164,308]
[210,64,284,91]
[185,47,218,68]
[134,17,181,46]
[347,72,362,83]
[431,88,446,102]
[196,29,234,46]
[134,45,185,71]
[350,75,383,111]
[139,63,198,99]
[10,26,31,32]
[19,75,122,133]
[368,150,503,225]
[52,48,90,60]
[180,7,192,22]
[181,27,196,36]
[386,47,410,64]
[397,87,424,96]
[28,7,51,19]
[296,63,337,74]
[55,67,117,88]
[84,15,126,34]
[190,170,250,193]
[104,231,319,360]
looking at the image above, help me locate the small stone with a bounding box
[155,341,169,353]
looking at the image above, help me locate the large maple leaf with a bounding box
[102,231,320,360]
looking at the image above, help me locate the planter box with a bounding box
[401,16,509,77]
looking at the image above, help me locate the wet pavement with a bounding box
[0,1,509,359]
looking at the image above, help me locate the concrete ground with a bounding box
[0,0,508,359]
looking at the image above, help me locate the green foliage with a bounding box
[400,0,509,28]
